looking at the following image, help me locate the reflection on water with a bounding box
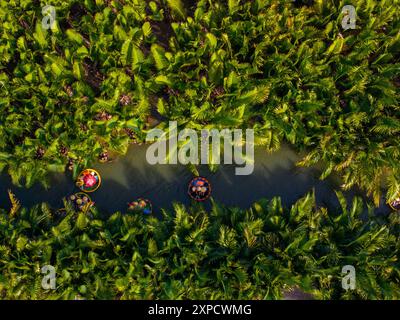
[0,144,391,215]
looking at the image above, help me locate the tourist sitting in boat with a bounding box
[188,177,211,201]
[76,169,101,192]
[68,193,94,212]
[128,198,152,214]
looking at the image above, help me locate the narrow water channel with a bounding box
[0,144,391,215]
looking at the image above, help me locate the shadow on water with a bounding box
[0,144,392,216]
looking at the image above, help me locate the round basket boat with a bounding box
[128,198,153,215]
[68,192,94,213]
[76,169,101,192]
[187,176,212,202]
[388,197,400,211]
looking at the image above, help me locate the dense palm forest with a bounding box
[0,0,400,300]
[1,191,399,299]
[0,0,399,203]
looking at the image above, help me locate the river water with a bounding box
[0,144,391,216]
